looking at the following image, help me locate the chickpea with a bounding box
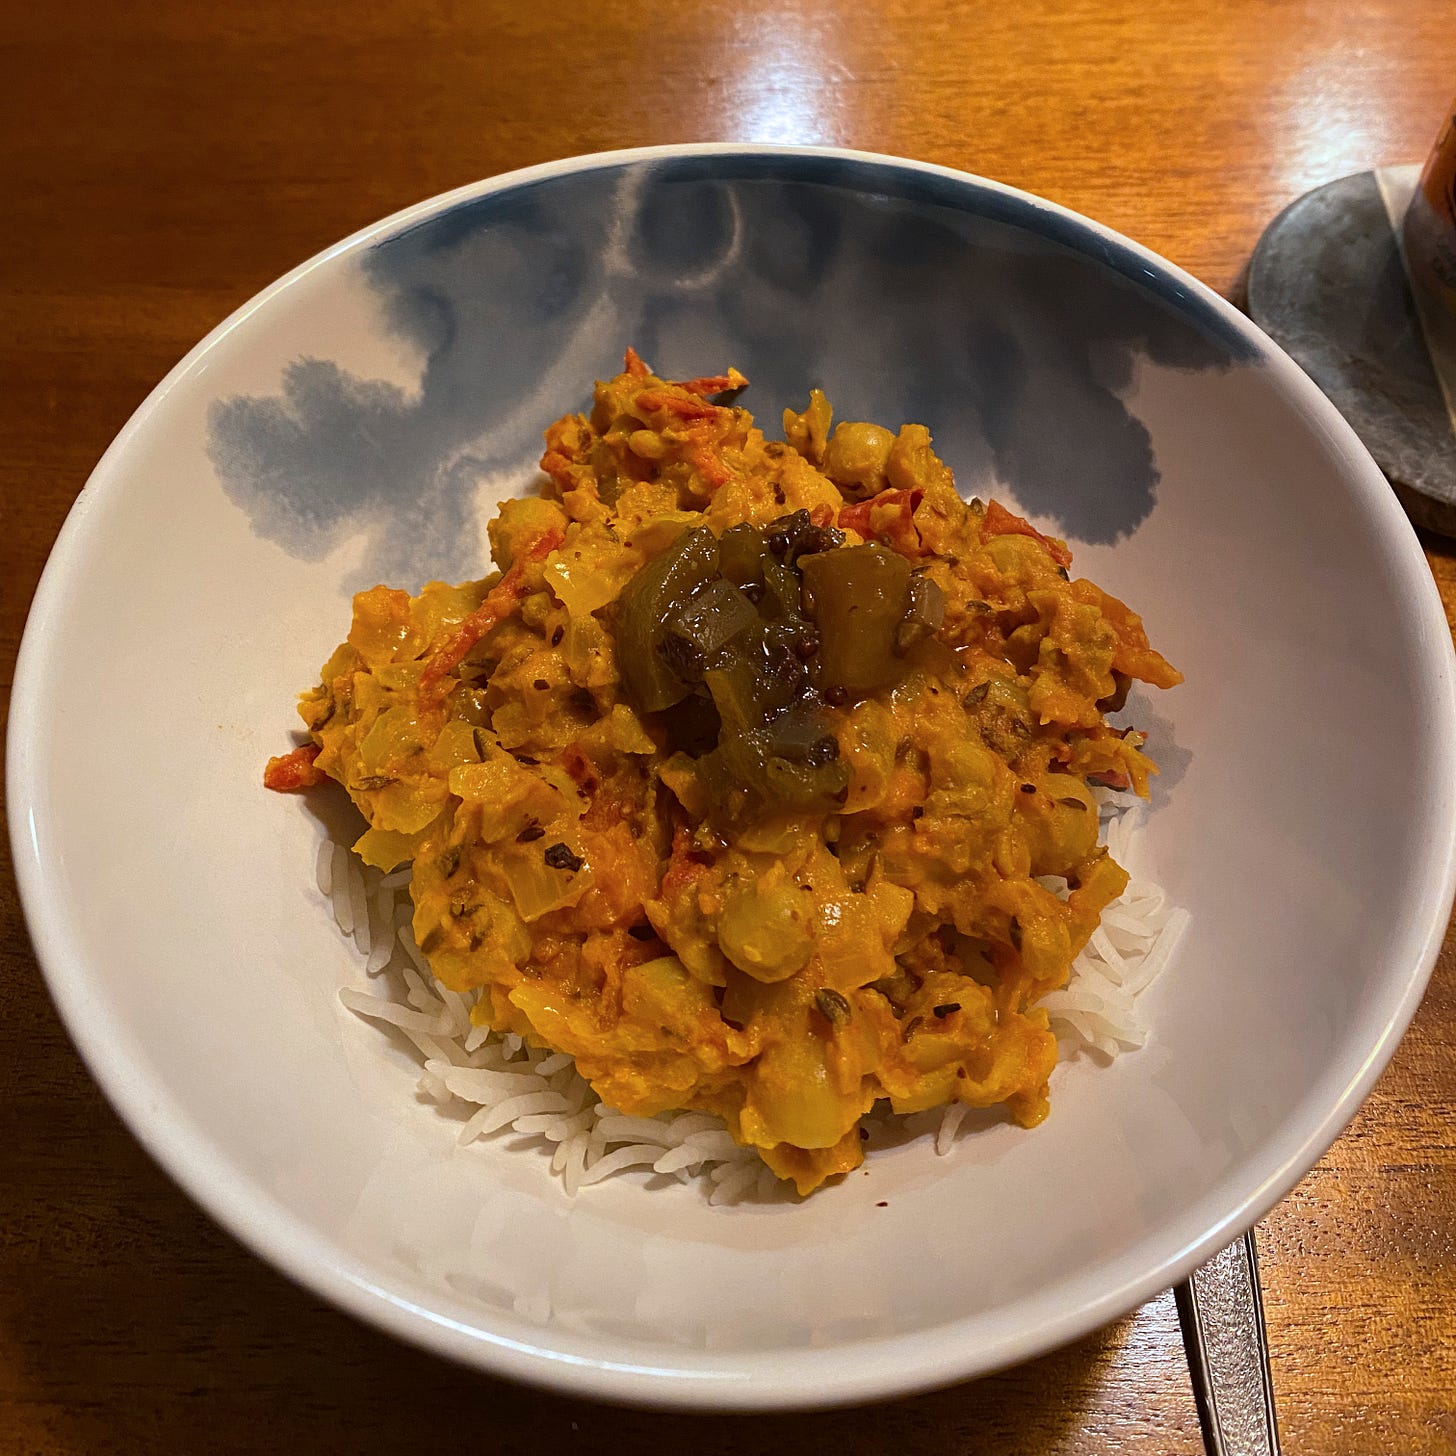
[627,428,668,461]
[716,884,814,982]
[822,422,896,498]
[885,421,954,494]
[519,590,555,629]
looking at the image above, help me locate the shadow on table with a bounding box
[1,906,1132,1456]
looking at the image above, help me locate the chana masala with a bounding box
[267,350,1181,1195]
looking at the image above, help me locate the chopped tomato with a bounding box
[263,743,325,792]
[420,528,564,691]
[683,425,734,488]
[838,488,923,555]
[634,389,723,421]
[981,499,1074,570]
[658,826,712,900]
[677,369,747,397]
[561,742,602,795]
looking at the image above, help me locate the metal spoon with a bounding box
[1175,1229,1282,1456]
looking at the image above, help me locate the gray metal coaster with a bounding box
[1247,167,1456,536]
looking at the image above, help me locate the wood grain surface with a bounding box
[3,2,1454,1451]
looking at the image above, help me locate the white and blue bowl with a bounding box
[10,146,1456,1408]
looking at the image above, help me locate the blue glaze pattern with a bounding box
[209,153,1258,587]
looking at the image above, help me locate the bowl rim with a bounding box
[9,141,1456,1410]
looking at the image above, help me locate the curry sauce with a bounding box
[267,350,1181,1195]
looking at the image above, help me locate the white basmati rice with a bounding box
[326,802,1185,1202]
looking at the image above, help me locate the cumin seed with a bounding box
[544,841,584,872]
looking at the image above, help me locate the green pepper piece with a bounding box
[760,560,803,623]
[617,527,719,712]
[717,523,769,587]
[701,724,848,821]
[660,688,722,755]
[699,671,847,822]
[800,544,912,698]
[758,624,819,717]
[670,579,758,659]
[896,573,947,653]
[703,656,763,735]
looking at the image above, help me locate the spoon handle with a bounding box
[1175,1229,1283,1456]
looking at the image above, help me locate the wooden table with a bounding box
[3,2,1454,1450]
